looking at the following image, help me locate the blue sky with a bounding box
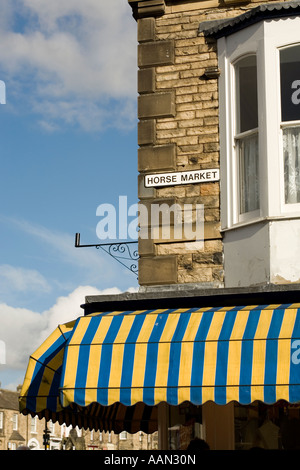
[0,0,139,389]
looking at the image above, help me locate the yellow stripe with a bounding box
[31,327,63,362]
[177,341,194,403]
[61,345,80,406]
[154,342,171,403]
[154,312,181,403]
[202,310,226,403]
[84,345,102,405]
[20,321,76,411]
[177,311,204,404]
[107,344,125,404]
[131,312,159,404]
[182,310,205,344]
[108,315,136,405]
[67,317,92,345]
[276,308,298,401]
[226,310,250,402]
[251,308,273,402]
[59,320,77,335]
[19,360,37,402]
[36,366,56,412]
[61,318,94,406]
[84,315,116,405]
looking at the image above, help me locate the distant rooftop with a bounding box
[0,388,20,411]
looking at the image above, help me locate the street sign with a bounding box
[144,168,219,188]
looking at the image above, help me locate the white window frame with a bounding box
[48,420,55,435]
[219,16,300,231]
[30,416,37,433]
[233,54,260,221]
[12,413,18,431]
[279,44,300,206]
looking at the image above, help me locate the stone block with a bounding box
[138,173,156,199]
[138,144,176,172]
[138,197,177,230]
[139,255,177,285]
[138,92,175,119]
[138,40,175,68]
[138,119,156,145]
[204,222,221,240]
[138,17,155,43]
[177,266,213,284]
[130,0,165,20]
[138,237,156,256]
[138,68,156,94]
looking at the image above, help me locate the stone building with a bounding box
[131,0,300,292]
[1,386,157,450]
[0,387,61,450]
[135,0,223,288]
[0,388,27,450]
[20,0,300,451]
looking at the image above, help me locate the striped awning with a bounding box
[20,303,300,432]
[19,318,157,434]
[19,320,75,420]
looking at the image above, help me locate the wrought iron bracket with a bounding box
[75,233,139,278]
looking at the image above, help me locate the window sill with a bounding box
[221,214,300,232]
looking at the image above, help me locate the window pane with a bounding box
[31,416,36,433]
[236,56,258,133]
[283,126,300,203]
[280,45,300,122]
[13,414,18,431]
[239,133,259,213]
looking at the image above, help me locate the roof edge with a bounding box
[199,1,300,38]
[82,282,300,313]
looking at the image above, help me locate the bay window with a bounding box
[202,6,300,287]
[280,45,300,204]
[235,55,259,215]
[218,15,300,229]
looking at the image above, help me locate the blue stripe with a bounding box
[215,309,238,405]
[143,310,170,405]
[290,308,300,402]
[27,333,68,411]
[26,363,45,411]
[239,309,261,404]
[59,322,80,396]
[73,316,102,406]
[166,309,193,405]
[97,315,124,405]
[47,366,62,411]
[264,308,285,403]
[190,310,215,404]
[120,312,147,406]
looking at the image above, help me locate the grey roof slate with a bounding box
[0,389,20,411]
[199,1,300,38]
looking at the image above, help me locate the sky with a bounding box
[0,0,139,390]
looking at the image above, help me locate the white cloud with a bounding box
[0,284,137,376]
[4,216,114,277]
[39,285,124,341]
[0,264,51,294]
[0,216,139,306]
[0,0,137,131]
[0,302,47,371]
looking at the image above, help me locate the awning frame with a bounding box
[20,284,300,433]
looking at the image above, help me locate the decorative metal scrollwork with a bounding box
[75,233,139,277]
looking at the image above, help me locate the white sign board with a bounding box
[145,168,219,188]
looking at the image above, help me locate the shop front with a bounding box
[19,285,300,450]
[160,400,300,450]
